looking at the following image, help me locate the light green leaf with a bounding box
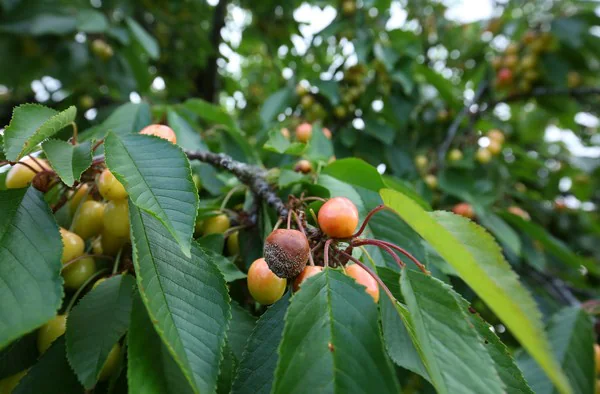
[129,204,230,394]
[263,127,306,155]
[126,17,159,60]
[3,104,76,161]
[128,294,194,394]
[380,189,572,394]
[13,337,82,394]
[272,269,400,394]
[305,124,334,162]
[232,293,290,394]
[42,140,92,187]
[105,132,198,257]
[76,9,108,33]
[401,269,505,394]
[66,275,135,389]
[323,158,385,192]
[475,208,522,256]
[518,307,595,394]
[0,187,62,348]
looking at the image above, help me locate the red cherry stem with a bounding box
[338,251,396,303]
[91,139,104,152]
[351,239,405,269]
[351,205,390,238]
[324,238,334,267]
[12,160,40,174]
[355,238,429,274]
[291,210,315,266]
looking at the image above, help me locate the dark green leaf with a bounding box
[128,294,194,394]
[66,275,135,389]
[305,124,334,162]
[263,127,306,155]
[81,102,151,140]
[105,132,198,257]
[129,204,230,394]
[13,337,82,394]
[42,140,92,187]
[518,307,595,394]
[126,18,159,60]
[0,187,62,348]
[167,109,207,151]
[228,302,257,360]
[76,9,108,33]
[232,293,290,394]
[0,333,38,379]
[3,104,76,161]
[401,269,505,394]
[475,208,522,256]
[260,88,292,125]
[273,270,400,394]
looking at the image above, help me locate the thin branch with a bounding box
[438,78,490,165]
[185,151,289,218]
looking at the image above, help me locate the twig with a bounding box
[186,151,289,219]
[438,78,490,165]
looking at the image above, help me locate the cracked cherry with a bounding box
[71,200,105,240]
[318,197,359,239]
[264,229,310,278]
[60,228,84,264]
[293,265,324,291]
[5,158,50,189]
[97,169,128,201]
[103,199,130,238]
[62,256,96,290]
[140,124,177,144]
[37,314,67,354]
[345,264,379,303]
[247,258,287,305]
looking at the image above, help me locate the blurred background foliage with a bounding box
[1,0,599,328]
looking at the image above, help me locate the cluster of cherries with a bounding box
[1,124,177,389]
[246,196,427,305]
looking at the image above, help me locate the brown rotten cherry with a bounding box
[264,229,310,278]
[247,258,287,305]
[318,197,359,239]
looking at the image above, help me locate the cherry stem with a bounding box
[91,139,104,152]
[302,196,326,203]
[338,251,396,303]
[351,205,390,238]
[352,239,405,269]
[287,209,292,229]
[65,268,109,314]
[112,248,123,275]
[324,238,334,267]
[13,160,40,174]
[273,217,283,231]
[27,155,45,171]
[71,122,78,145]
[61,254,114,270]
[356,238,429,274]
[223,224,249,238]
[220,184,246,211]
[292,211,315,266]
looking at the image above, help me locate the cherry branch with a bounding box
[185,151,289,219]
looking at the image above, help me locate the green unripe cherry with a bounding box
[71,201,105,240]
[0,370,27,393]
[60,228,84,264]
[98,343,121,381]
[62,256,96,290]
[97,169,128,201]
[201,214,230,235]
[227,231,240,256]
[103,199,130,238]
[37,314,67,354]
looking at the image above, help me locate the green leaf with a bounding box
[383,175,432,210]
[42,140,92,187]
[305,124,334,162]
[128,294,194,394]
[81,102,151,140]
[13,337,82,394]
[0,333,38,379]
[380,188,572,394]
[217,343,237,394]
[203,249,247,282]
[272,269,400,394]
[0,135,6,161]
[263,128,306,155]
[3,104,76,161]
[167,109,207,151]
[232,293,290,394]
[76,9,108,33]
[461,300,534,394]
[129,204,231,394]
[105,132,198,257]
[414,64,461,109]
[322,158,385,192]
[500,212,598,275]
[518,307,595,394]
[475,208,522,256]
[0,187,62,348]
[228,303,257,361]
[66,275,135,389]
[312,80,340,105]
[260,88,292,125]
[126,17,159,60]
[401,269,505,394]
[380,290,430,380]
